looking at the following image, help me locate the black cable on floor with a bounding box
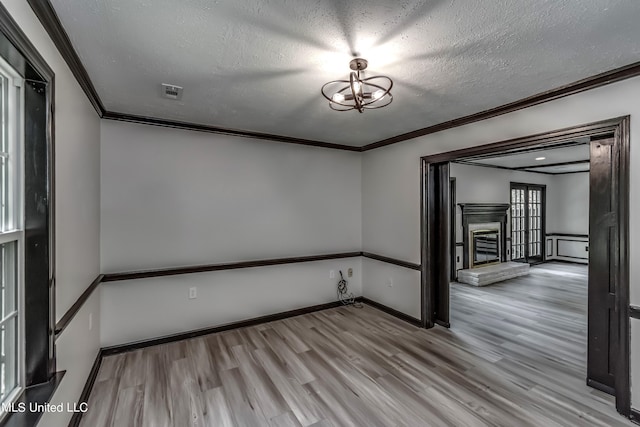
[337,270,362,308]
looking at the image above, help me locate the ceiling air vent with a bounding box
[161,83,183,100]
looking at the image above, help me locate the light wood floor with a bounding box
[80,262,633,426]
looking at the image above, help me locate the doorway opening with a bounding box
[421,117,630,417]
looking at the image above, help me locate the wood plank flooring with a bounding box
[81,262,633,426]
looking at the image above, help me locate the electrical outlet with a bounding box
[585,246,589,252]
[456,256,460,263]
[189,287,197,299]
[347,268,353,277]
[88,312,93,331]
[387,277,393,287]
[330,270,336,279]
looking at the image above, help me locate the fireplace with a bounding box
[459,203,510,269]
[470,229,501,268]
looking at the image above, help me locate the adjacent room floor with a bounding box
[80,262,632,426]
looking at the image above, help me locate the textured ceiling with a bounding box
[50,0,640,146]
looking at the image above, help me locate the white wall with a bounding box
[547,172,589,234]
[361,258,421,319]
[100,121,362,345]
[1,2,102,427]
[361,75,640,410]
[101,121,362,271]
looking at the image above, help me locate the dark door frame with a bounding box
[420,116,630,416]
[449,177,457,281]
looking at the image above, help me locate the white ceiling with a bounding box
[459,142,590,174]
[50,0,640,146]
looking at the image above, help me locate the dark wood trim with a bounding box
[421,160,432,328]
[459,140,585,161]
[103,111,361,152]
[419,117,626,164]
[361,252,421,270]
[101,296,421,357]
[103,252,421,282]
[363,62,640,151]
[421,116,630,415]
[22,1,365,153]
[629,306,640,319]
[102,300,353,356]
[547,233,589,238]
[420,158,428,328]
[26,0,104,116]
[545,259,589,266]
[102,252,363,282]
[17,0,640,156]
[550,170,590,175]
[435,319,451,328]
[630,408,640,425]
[55,275,104,336]
[0,371,65,427]
[0,3,53,81]
[21,0,640,157]
[616,116,631,416]
[556,239,589,261]
[515,159,589,170]
[449,177,457,281]
[55,252,422,344]
[68,352,103,427]
[587,378,616,396]
[359,297,422,327]
[453,160,555,175]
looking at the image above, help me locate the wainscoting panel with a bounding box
[557,239,589,261]
[546,233,589,264]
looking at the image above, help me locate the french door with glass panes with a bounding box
[510,183,545,264]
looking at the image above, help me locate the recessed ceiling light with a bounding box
[535,157,546,161]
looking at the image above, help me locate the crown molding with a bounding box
[361,61,640,151]
[102,111,362,151]
[26,0,105,116]
[27,0,640,152]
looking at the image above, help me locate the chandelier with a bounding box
[321,58,393,113]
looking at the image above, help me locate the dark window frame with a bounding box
[510,182,546,264]
[0,4,59,426]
